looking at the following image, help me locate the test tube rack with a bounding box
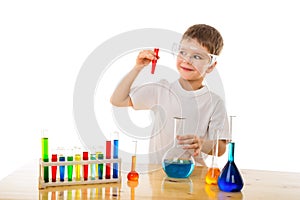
[39,158,122,189]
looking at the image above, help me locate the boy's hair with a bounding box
[182,24,224,55]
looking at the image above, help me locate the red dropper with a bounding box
[151,48,159,74]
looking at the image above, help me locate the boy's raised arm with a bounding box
[110,67,141,107]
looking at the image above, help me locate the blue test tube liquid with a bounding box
[98,153,104,179]
[90,153,96,180]
[113,139,119,178]
[59,156,65,182]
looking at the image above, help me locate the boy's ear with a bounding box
[206,61,217,73]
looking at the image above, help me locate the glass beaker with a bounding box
[162,117,195,179]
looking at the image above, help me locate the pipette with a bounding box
[127,141,139,181]
[151,48,159,74]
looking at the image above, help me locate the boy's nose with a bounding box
[182,56,193,64]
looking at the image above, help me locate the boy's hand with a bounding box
[135,50,158,70]
[176,134,204,157]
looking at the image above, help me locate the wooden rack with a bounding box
[39,158,121,189]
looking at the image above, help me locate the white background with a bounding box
[1,0,300,181]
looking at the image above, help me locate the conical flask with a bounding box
[162,117,195,179]
[218,142,244,192]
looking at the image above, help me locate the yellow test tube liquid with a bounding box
[75,154,81,181]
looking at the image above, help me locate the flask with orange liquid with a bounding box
[205,129,220,185]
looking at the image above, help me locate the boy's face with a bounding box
[176,38,216,81]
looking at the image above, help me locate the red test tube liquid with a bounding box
[83,151,89,181]
[51,154,58,182]
[105,141,111,179]
[151,48,159,74]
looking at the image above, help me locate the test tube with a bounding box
[41,130,49,183]
[90,153,96,180]
[95,150,101,177]
[59,154,65,182]
[113,132,119,179]
[83,151,89,181]
[105,140,111,179]
[51,154,57,182]
[67,149,74,182]
[98,152,104,179]
[74,147,81,181]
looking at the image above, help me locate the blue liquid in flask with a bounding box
[162,159,195,178]
[218,142,244,192]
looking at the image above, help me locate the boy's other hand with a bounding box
[177,134,204,157]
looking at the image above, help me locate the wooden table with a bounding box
[0,160,300,200]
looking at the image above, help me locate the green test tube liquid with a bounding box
[67,156,73,181]
[98,153,104,179]
[41,137,49,183]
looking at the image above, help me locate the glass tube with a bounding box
[113,132,119,179]
[66,148,74,182]
[74,147,81,181]
[67,155,73,181]
[90,153,96,180]
[51,154,58,182]
[41,130,49,183]
[98,153,104,179]
[59,155,65,182]
[83,151,89,181]
[105,141,111,179]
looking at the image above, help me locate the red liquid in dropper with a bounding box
[151,48,159,74]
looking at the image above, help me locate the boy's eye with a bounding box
[179,50,187,56]
[193,55,202,60]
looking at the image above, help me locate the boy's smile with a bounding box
[176,38,216,90]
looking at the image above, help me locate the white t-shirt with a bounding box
[129,79,230,165]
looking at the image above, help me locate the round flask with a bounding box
[162,117,195,179]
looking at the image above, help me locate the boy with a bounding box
[110,24,230,165]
